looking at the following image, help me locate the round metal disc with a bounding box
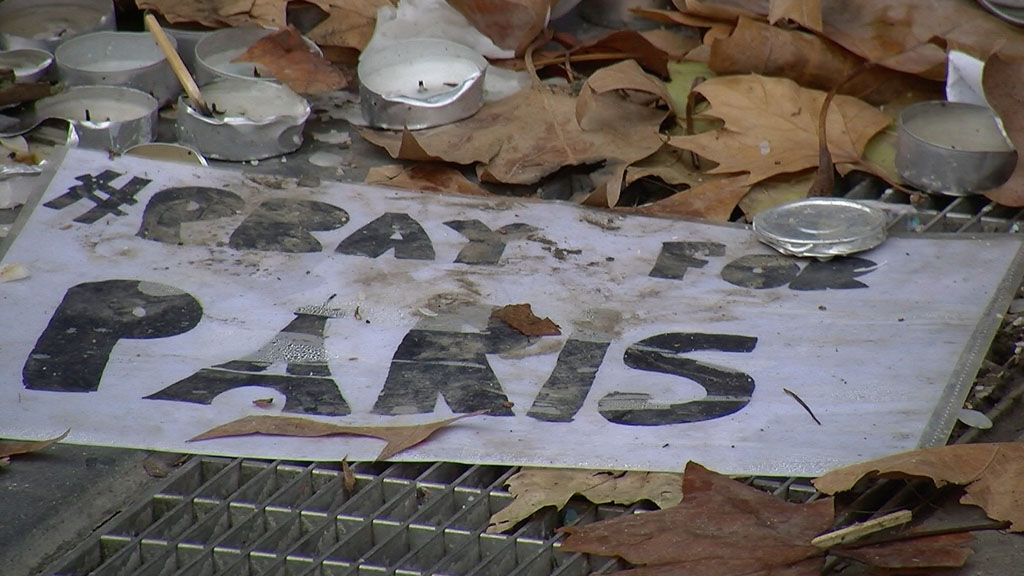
[752,198,888,258]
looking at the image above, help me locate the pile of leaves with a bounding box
[137,0,1024,218]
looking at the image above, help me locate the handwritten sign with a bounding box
[1,148,1021,476]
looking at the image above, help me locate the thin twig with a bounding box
[783,387,822,425]
[812,510,912,548]
[524,29,555,88]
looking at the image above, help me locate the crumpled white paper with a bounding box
[946,50,988,106]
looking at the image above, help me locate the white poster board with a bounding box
[1,148,1021,476]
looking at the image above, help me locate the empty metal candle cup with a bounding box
[55,31,182,107]
[0,0,115,52]
[176,78,310,161]
[34,85,158,152]
[358,39,488,130]
[896,100,1017,196]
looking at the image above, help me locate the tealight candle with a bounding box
[358,39,487,130]
[55,32,181,106]
[896,100,1017,195]
[0,49,53,83]
[194,27,322,85]
[0,0,114,52]
[35,86,158,152]
[176,79,310,161]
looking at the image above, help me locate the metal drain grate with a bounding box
[46,178,1024,576]
[48,458,644,576]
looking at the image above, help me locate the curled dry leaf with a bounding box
[366,164,490,196]
[359,87,664,186]
[487,469,682,533]
[0,429,69,459]
[708,17,941,105]
[492,303,560,336]
[306,0,394,51]
[519,29,699,77]
[667,75,890,186]
[768,0,822,32]
[445,0,549,54]
[981,53,1024,207]
[813,442,1024,532]
[636,173,751,222]
[234,28,347,94]
[559,462,834,576]
[189,411,485,461]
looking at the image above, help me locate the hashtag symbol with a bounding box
[44,170,152,224]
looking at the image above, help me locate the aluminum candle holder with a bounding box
[0,0,114,52]
[896,100,1017,196]
[358,39,488,130]
[34,85,158,152]
[55,31,182,106]
[176,78,310,162]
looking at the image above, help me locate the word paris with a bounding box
[2,149,1020,474]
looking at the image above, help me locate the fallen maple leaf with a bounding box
[445,0,548,54]
[234,27,347,94]
[365,164,490,196]
[559,462,834,576]
[981,53,1024,207]
[492,303,560,336]
[358,86,665,185]
[0,429,69,459]
[189,412,484,460]
[667,75,890,185]
[813,442,1024,532]
[138,0,289,27]
[487,468,682,533]
[528,29,699,77]
[306,0,394,51]
[561,461,976,576]
[768,0,821,32]
[708,17,941,105]
[636,173,751,222]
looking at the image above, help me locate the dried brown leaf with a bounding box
[365,164,491,197]
[0,429,69,459]
[234,28,347,94]
[737,171,815,219]
[492,303,560,336]
[359,87,664,186]
[635,174,750,222]
[306,0,394,50]
[982,53,1024,207]
[445,0,548,54]
[576,59,673,121]
[768,0,821,32]
[342,457,357,492]
[189,412,484,461]
[667,75,890,185]
[138,0,289,27]
[708,17,941,105]
[487,469,682,533]
[813,443,1024,532]
[832,532,974,570]
[560,462,833,575]
[523,29,698,77]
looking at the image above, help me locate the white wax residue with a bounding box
[202,83,306,121]
[905,107,1013,152]
[366,57,480,100]
[62,34,164,72]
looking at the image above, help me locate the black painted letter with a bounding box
[649,241,726,280]
[230,199,349,253]
[23,280,202,392]
[598,332,757,426]
[336,212,434,260]
[137,186,244,244]
[445,220,537,265]
[527,339,610,422]
[789,257,876,291]
[721,254,799,289]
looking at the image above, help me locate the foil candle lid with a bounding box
[0,0,115,52]
[753,198,889,259]
[55,31,182,107]
[176,78,310,161]
[34,85,158,152]
[358,39,488,130]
